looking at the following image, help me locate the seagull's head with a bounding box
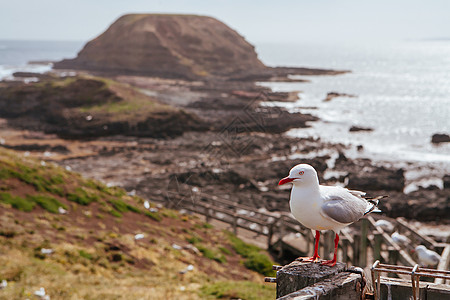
[414,245,426,253]
[278,164,318,186]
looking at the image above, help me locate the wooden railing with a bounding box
[162,187,449,283]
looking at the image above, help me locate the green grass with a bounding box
[1,148,170,224]
[0,161,66,196]
[196,244,227,263]
[0,192,66,214]
[243,253,275,277]
[144,211,162,222]
[67,187,99,205]
[109,198,140,213]
[186,233,203,244]
[79,250,93,260]
[219,246,231,255]
[200,281,275,300]
[187,233,226,263]
[27,194,66,214]
[0,192,35,212]
[226,231,276,276]
[109,209,122,218]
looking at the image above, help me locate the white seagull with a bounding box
[279,164,384,266]
[374,219,395,233]
[391,231,411,247]
[415,245,441,267]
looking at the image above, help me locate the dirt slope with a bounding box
[0,147,275,299]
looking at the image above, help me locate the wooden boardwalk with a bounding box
[162,187,450,283]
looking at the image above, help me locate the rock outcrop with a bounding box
[431,133,450,144]
[349,126,374,132]
[0,76,207,138]
[54,14,267,80]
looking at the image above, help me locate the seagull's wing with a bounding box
[319,186,369,224]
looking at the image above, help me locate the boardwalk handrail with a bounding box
[164,186,446,271]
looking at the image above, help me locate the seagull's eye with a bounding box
[299,171,304,175]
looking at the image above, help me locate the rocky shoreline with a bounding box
[0,70,448,225]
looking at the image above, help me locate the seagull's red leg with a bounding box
[298,230,321,262]
[321,233,339,267]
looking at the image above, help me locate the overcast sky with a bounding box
[1,0,449,44]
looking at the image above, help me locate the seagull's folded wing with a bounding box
[320,188,368,224]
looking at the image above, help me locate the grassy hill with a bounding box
[0,147,275,299]
[0,75,207,138]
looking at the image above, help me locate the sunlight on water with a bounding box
[256,40,450,166]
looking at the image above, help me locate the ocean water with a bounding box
[0,39,449,169]
[0,40,83,80]
[255,40,450,168]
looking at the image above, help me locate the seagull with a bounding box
[374,219,394,233]
[279,164,384,267]
[415,245,441,267]
[391,231,411,247]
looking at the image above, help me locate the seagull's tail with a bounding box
[364,195,387,215]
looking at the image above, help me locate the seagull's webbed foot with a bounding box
[296,255,321,263]
[320,259,336,267]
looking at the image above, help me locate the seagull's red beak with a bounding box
[278,177,294,185]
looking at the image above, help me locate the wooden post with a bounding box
[323,231,334,260]
[204,204,210,223]
[267,222,274,250]
[279,218,286,259]
[341,230,354,264]
[388,247,399,266]
[232,213,238,235]
[359,218,369,267]
[276,260,347,298]
[435,245,450,284]
[342,239,349,264]
[277,271,364,299]
[373,232,383,262]
[353,233,361,266]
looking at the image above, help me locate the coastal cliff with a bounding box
[54,14,267,79]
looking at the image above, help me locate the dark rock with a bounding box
[349,126,373,132]
[444,175,450,189]
[347,167,405,192]
[335,152,348,164]
[323,92,356,102]
[12,72,52,79]
[1,143,70,154]
[378,189,450,222]
[431,133,450,144]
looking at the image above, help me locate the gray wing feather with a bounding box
[321,199,366,224]
[319,186,369,224]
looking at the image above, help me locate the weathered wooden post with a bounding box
[341,238,349,264]
[275,261,364,299]
[359,218,369,267]
[267,221,275,250]
[204,204,211,223]
[388,248,399,273]
[232,213,238,235]
[353,233,361,266]
[373,232,383,262]
[278,218,286,259]
[323,231,334,260]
